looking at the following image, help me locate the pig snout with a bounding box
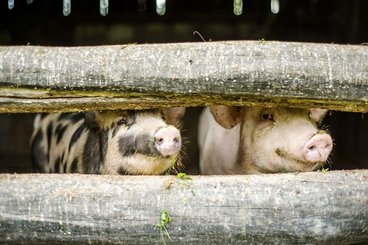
[154,126,181,157]
[302,132,333,163]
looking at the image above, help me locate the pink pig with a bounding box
[199,106,333,174]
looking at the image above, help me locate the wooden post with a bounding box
[0,170,367,244]
[0,41,367,112]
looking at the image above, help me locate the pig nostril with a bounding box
[173,137,179,144]
[156,137,164,145]
[308,145,316,151]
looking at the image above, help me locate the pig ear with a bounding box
[210,105,242,129]
[162,107,186,126]
[309,109,328,123]
[83,112,100,130]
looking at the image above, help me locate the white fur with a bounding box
[198,108,241,174]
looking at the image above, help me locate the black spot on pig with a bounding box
[70,158,78,173]
[55,124,68,144]
[99,130,109,160]
[126,110,137,126]
[63,159,67,173]
[118,135,136,156]
[69,123,86,151]
[39,113,48,120]
[46,122,53,163]
[54,156,62,173]
[70,113,84,123]
[118,134,159,157]
[58,113,71,121]
[57,113,84,123]
[83,112,99,130]
[135,134,159,157]
[118,167,129,175]
[81,130,103,174]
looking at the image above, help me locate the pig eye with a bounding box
[261,113,274,121]
[117,118,127,126]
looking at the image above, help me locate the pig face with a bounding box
[210,106,333,174]
[85,109,183,175]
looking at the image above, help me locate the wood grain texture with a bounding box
[0,41,367,112]
[0,170,367,244]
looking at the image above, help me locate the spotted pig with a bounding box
[31,108,185,175]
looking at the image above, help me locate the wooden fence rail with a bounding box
[0,170,367,244]
[0,41,367,113]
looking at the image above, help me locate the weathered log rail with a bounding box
[0,41,367,113]
[0,170,367,244]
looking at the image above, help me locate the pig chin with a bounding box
[122,154,178,175]
[274,148,323,172]
[104,153,178,175]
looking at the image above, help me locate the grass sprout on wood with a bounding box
[176,172,192,181]
[155,210,172,243]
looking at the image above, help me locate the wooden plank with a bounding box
[0,41,367,113]
[0,170,367,244]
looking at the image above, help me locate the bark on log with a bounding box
[0,170,367,244]
[0,41,367,113]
